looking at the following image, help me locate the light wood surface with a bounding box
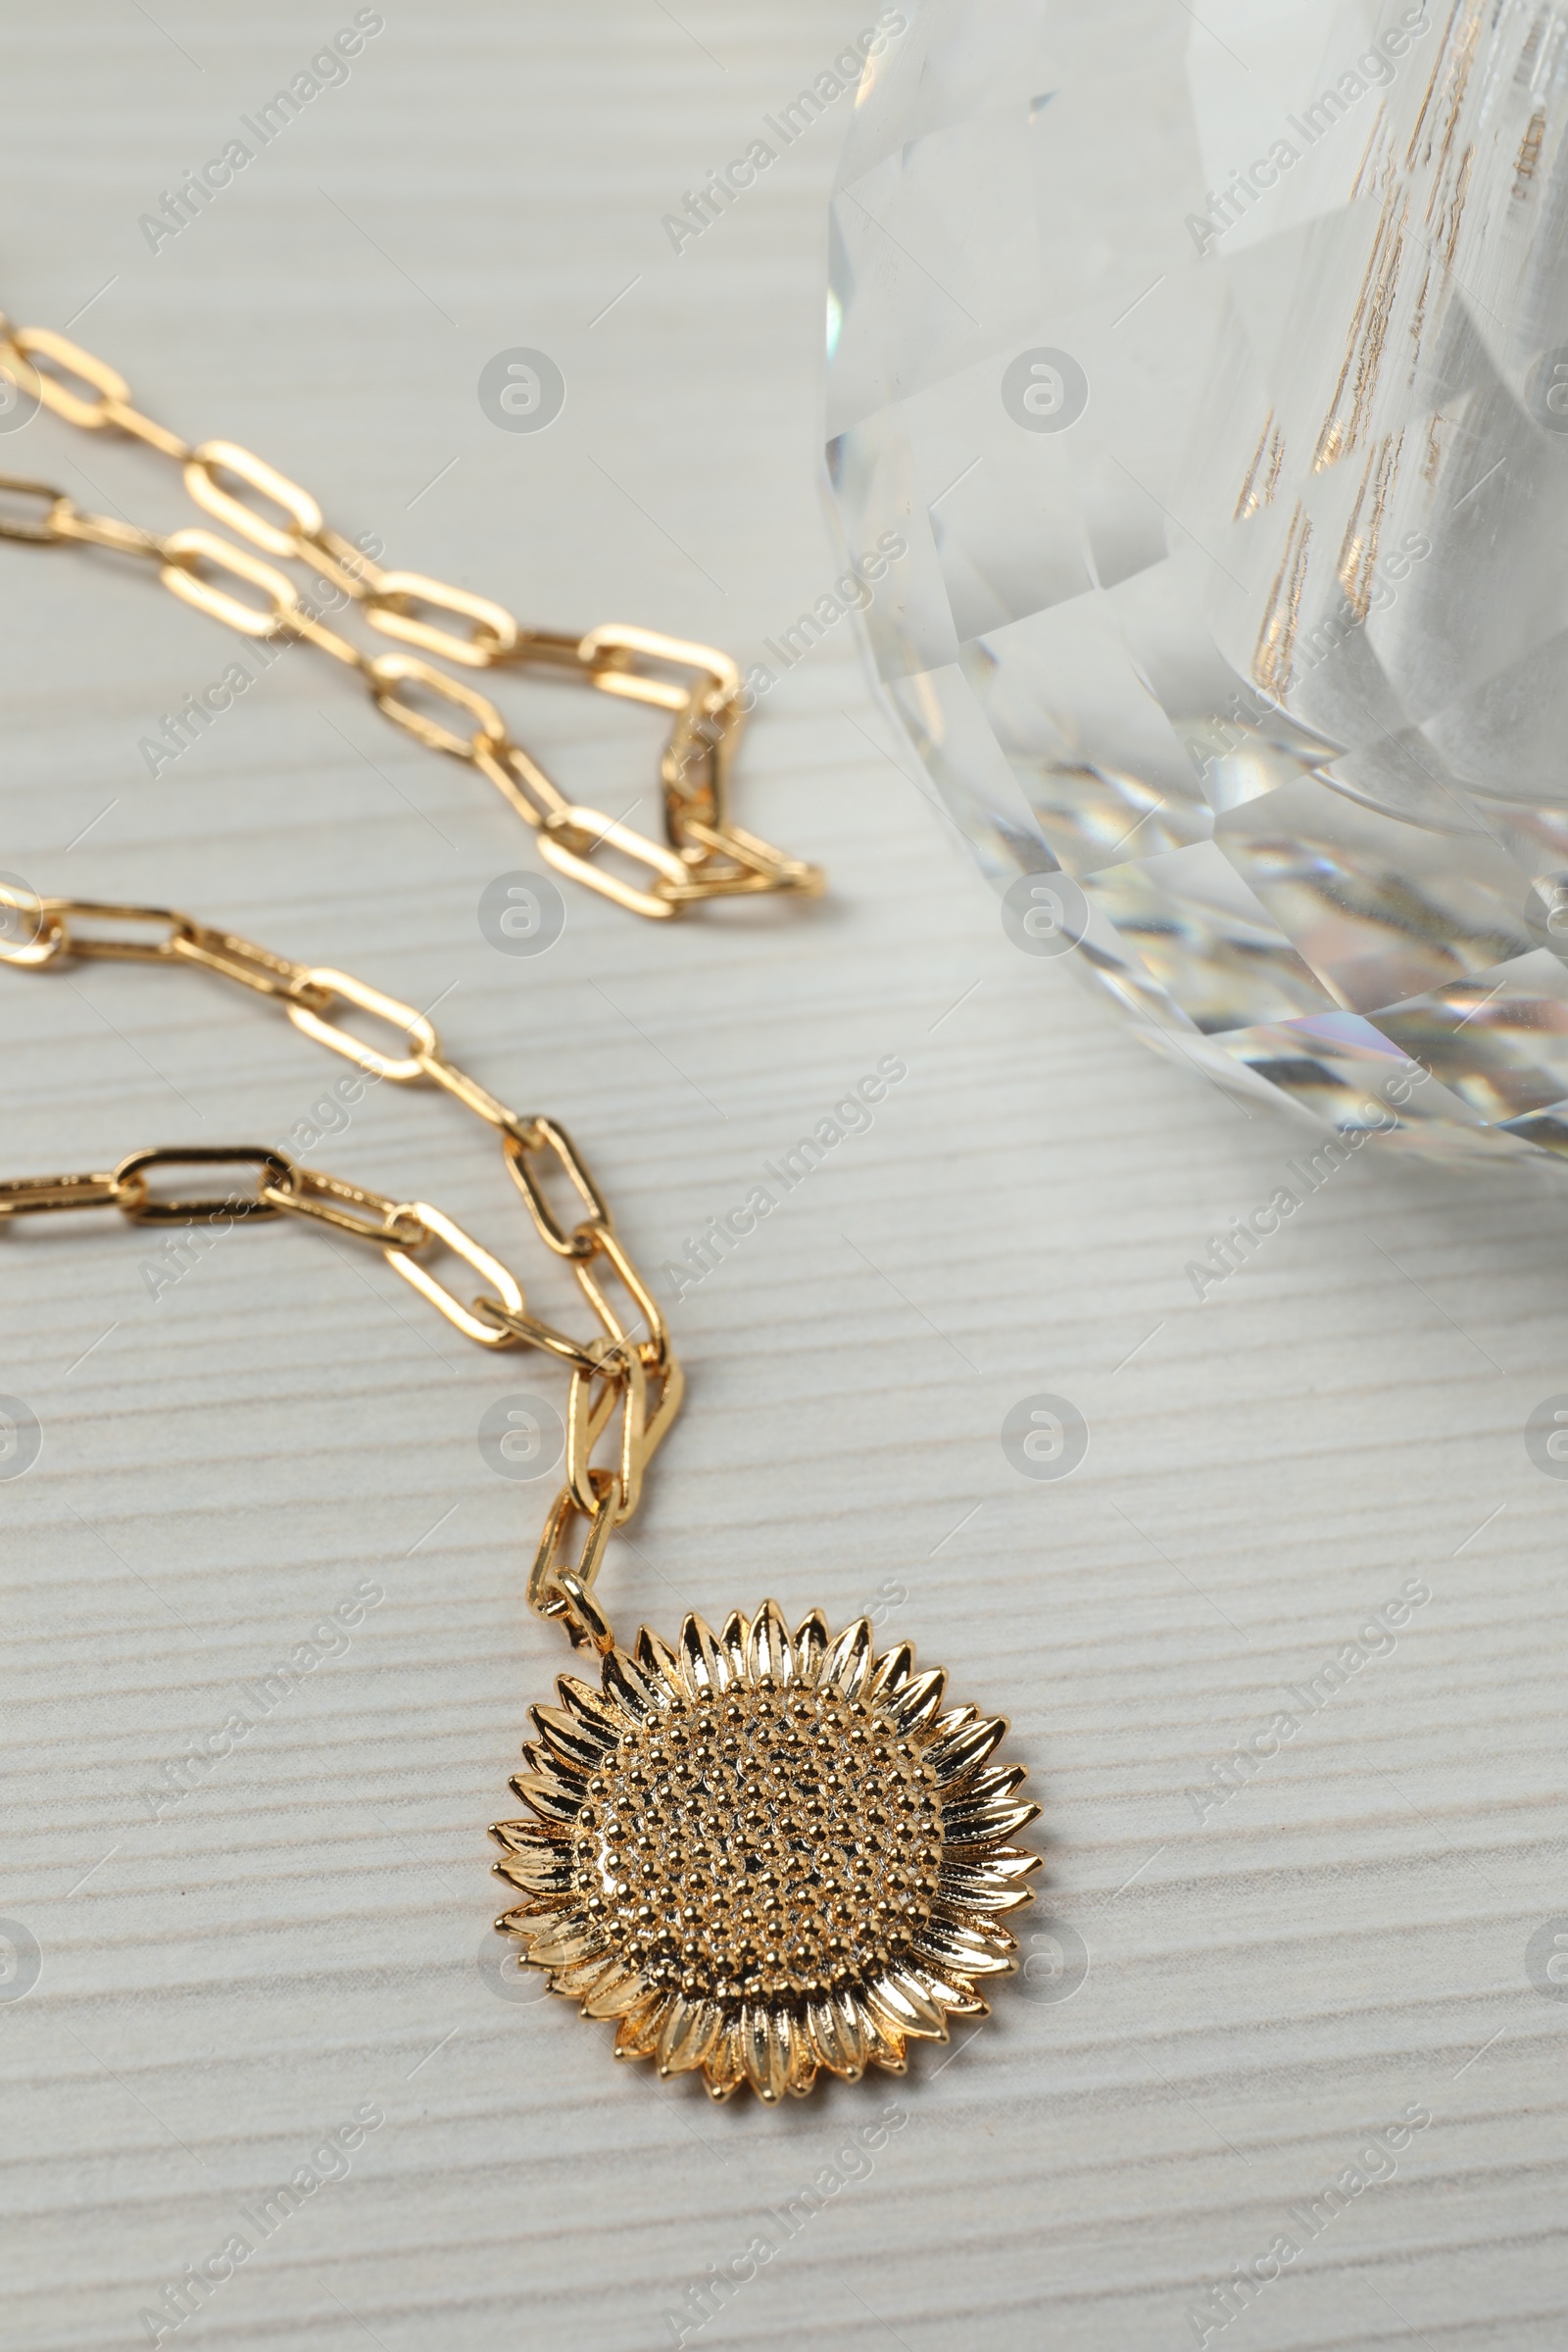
[3,6,1568,2348]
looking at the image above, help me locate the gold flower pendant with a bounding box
[490,1601,1041,2102]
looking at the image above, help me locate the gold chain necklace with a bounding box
[1,884,1039,2103]
[0,318,823,922]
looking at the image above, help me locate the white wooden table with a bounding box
[2,6,1566,2348]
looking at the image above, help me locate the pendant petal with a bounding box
[806,1993,864,2079]
[741,2001,788,2103]
[924,1715,1008,1784]
[583,1967,656,2018]
[793,1610,828,1683]
[949,1841,1039,1881]
[950,1761,1027,1804]
[784,2012,817,2097]
[934,1866,1035,1916]
[833,1985,872,2074]
[634,1627,688,1704]
[530,1702,613,1771]
[658,1993,723,2077]
[493,1903,553,1936]
[615,1995,672,2059]
[850,1989,906,2074]
[557,1673,627,1743]
[675,1613,727,1699]
[822,1616,874,1698]
[903,1960,989,2017]
[508,1772,580,1823]
[747,1598,793,1686]
[496,1890,564,1929]
[941,1795,1040,1846]
[862,1969,948,2041]
[911,1918,1016,1977]
[549,1951,620,1998]
[527,1914,608,1969]
[603,1647,673,1721]
[488,1818,567,1858]
[491,1853,574,1896]
[868,1641,915,1698]
[519,1740,589,1791]
[885,1666,945,1732]
[718,1610,751,1680]
[704,2015,747,2101]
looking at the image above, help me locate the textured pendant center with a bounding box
[570,1681,943,2003]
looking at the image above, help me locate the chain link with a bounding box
[0,316,824,921]
[0,888,678,1653]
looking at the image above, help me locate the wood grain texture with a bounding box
[2,6,1567,2348]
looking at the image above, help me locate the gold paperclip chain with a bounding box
[0,880,681,1654]
[0,318,824,924]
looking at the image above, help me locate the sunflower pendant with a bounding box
[490,1600,1041,2102]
